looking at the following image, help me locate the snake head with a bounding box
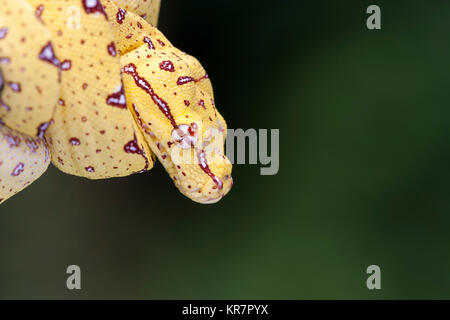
[99,0,234,203]
[122,57,233,203]
[120,36,233,204]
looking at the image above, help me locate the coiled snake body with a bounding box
[0,0,233,205]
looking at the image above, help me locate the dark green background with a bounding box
[1,0,450,299]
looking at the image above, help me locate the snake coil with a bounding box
[0,0,233,205]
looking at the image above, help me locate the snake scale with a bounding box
[0,0,233,205]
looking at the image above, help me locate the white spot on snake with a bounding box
[85,0,98,9]
[171,123,198,149]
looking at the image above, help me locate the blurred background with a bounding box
[1,0,450,299]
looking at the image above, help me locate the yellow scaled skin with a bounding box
[27,0,154,179]
[0,0,232,205]
[104,0,233,203]
[0,123,50,205]
[0,0,60,137]
[112,0,161,26]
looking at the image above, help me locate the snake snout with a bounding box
[201,174,233,204]
[173,154,233,204]
[191,162,233,204]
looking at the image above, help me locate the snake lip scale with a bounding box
[0,0,233,205]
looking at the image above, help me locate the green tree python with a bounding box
[0,0,233,205]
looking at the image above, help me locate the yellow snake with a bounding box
[0,0,233,205]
